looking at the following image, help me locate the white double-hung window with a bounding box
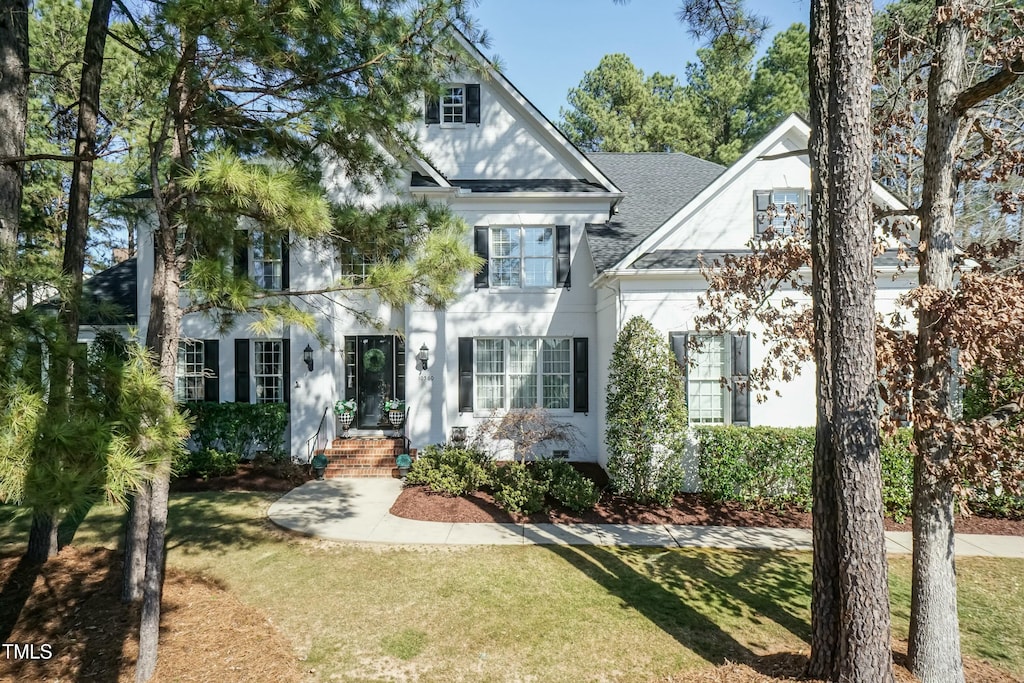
[474,338,571,411]
[252,230,283,290]
[489,227,554,288]
[687,334,728,424]
[175,340,205,402]
[254,340,284,403]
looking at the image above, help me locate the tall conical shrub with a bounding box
[606,316,688,505]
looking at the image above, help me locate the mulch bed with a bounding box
[0,547,300,683]
[389,463,1024,536]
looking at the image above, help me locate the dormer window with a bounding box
[425,84,481,125]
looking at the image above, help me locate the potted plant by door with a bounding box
[395,453,412,479]
[383,399,406,429]
[334,399,357,434]
[311,453,329,480]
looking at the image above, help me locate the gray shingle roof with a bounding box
[410,173,606,193]
[630,249,919,270]
[585,153,725,273]
[80,257,138,325]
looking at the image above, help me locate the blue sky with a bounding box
[472,0,813,122]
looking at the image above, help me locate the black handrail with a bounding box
[304,405,330,464]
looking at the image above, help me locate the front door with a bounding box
[346,335,405,429]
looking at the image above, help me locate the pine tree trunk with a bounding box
[827,0,894,679]
[122,485,151,603]
[907,1,968,680]
[807,0,839,677]
[25,511,57,564]
[61,0,113,351]
[0,0,28,312]
[132,39,193,679]
[135,463,171,683]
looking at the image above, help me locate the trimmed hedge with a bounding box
[694,426,915,518]
[696,427,814,510]
[175,402,289,479]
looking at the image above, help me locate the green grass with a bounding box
[2,493,1022,682]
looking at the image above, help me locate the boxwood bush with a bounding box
[533,459,602,514]
[404,443,492,497]
[491,461,547,515]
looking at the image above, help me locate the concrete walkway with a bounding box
[267,478,1024,557]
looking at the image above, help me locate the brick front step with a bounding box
[315,437,414,479]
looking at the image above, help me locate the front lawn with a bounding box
[0,492,1021,682]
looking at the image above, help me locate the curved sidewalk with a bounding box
[267,478,1024,557]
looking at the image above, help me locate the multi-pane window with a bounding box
[252,231,283,290]
[175,340,205,402]
[339,246,372,282]
[443,85,465,124]
[770,189,804,235]
[687,334,728,424]
[254,340,283,403]
[489,227,554,288]
[474,338,570,410]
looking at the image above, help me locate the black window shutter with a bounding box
[425,94,440,124]
[556,225,571,289]
[458,338,474,413]
[235,339,250,403]
[234,230,250,277]
[474,226,489,289]
[466,84,481,124]
[573,337,588,413]
[753,190,772,236]
[281,339,290,405]
[670,332,689,405]
[203,340,220,402]
[731,333,750,426]
[281,238,289,290]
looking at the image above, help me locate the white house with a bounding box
[79,34,914,473]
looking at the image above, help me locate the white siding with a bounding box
[415,72,585,180]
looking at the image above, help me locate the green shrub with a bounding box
[880,428,915,521]
[177,448,240,479]
[492,462,547,515]
[405,443,491,497]
[695,426,915,516]
[605,317,688,505]
[970,494,1024,519]
[183,402,288,461]
[533,459,601,514]
[696,427,814,510]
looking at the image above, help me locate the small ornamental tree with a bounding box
[605,316,688,505]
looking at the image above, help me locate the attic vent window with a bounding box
[443,85,465,124]
[425,84,481,125]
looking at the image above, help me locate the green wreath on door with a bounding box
[363,348,386,373]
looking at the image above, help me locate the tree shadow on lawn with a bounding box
[164,491,289,555]
[539,540,815,675]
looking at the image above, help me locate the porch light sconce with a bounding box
[417,344,429,370]
[303,344,314,372]
[451,426,467,443]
